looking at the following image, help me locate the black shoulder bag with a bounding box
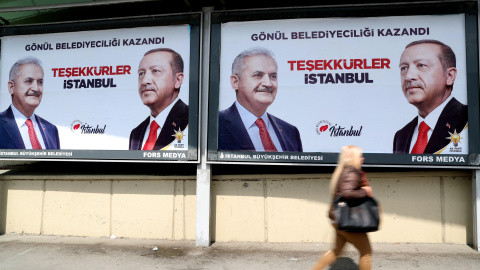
[333,195,380,232]
[333,170,380,233]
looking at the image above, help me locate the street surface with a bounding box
[1,234,479,269]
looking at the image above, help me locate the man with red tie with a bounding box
[218,47,303,152]
[0,56,60,150]
[393,39,468,154]
[129,48,188,150]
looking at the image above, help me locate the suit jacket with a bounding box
[218,103,303,152]
[393,97,468,154]
[0,106,60,149]
[129,99,189,150]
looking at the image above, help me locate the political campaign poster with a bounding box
[0,19,199,162]
[214,13,472,165]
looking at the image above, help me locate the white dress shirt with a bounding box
[409,95,452,153]
[11,105,46,149]
[235,101,283,152]
[141,97,179,149]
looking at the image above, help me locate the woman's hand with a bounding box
[361,186,373,197]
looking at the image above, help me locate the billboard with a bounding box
[208,6,479,166]
[0,14,200,162]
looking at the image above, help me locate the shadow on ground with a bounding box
[330,257,358,270]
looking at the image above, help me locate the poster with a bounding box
[216,14,469,165]
[0,23,197,161]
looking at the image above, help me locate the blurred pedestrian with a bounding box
[312,145,373,270]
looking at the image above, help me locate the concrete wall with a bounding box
[0,171,196,240]
[0,170,473,244]
[212,171,472,244]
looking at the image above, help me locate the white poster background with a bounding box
[0,25,191,150]
[219,14,467,153]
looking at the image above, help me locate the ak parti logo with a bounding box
[316,120,332,135]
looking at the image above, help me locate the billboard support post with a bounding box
[473,171,480,251]
[196,7,213,247]
[474,0,480,252]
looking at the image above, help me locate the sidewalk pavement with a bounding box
[1,234,479,269]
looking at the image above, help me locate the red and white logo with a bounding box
[316,120,332,135]
[71,120,83,132]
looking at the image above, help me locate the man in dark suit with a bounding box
[393,39,468,154]
[129,48,188,150]
[0,56,60,149]
[218,47,302,152]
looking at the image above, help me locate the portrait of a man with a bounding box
[129,48,189,150]
[393,39,468,154]
[218,47,303,152]
[0,56,60,150]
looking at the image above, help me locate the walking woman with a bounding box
[312,145,373,270]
